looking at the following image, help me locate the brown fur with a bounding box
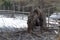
[27,9,43,33]
[27,8,49,33]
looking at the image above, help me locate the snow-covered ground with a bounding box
[0,13,58,40]
[0,18,27,28]
[46,17,59,27]
[0,13,59,32]
[50,12,60,19]
[0,14,28,32]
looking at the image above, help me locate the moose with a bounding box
[27,8,49,34]
[27,8,44,33]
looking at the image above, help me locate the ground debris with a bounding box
[0,31,57,40]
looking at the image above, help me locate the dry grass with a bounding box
[56,34,60,40]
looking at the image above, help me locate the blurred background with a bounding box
[0,0,60,40]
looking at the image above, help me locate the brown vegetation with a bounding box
[56,34,60,40]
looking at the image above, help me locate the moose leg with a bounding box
[27,24,33,33]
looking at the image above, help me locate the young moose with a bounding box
[27,8,49,34]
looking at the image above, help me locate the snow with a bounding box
[0,13,59,32]
[46,17,59,25]
[0,13,58,40]
[0,18,28,32]
[50,12,60,19]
